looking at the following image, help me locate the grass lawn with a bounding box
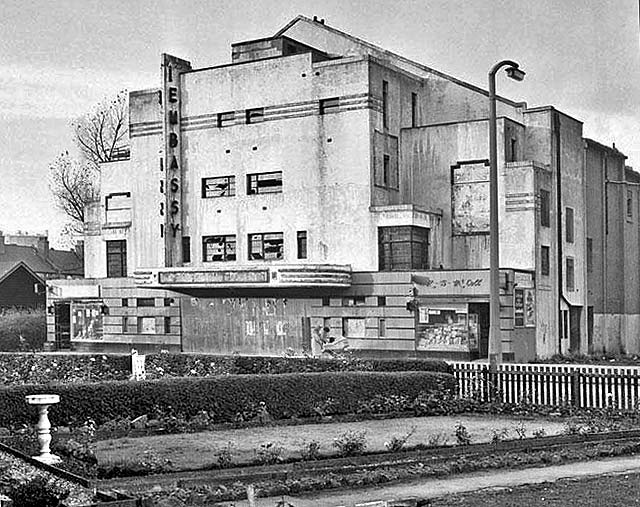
[429,472,640,506]
[96,414,566,472]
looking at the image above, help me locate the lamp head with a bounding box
[506,66,526,82]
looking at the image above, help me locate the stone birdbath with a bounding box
[25,394,61,465]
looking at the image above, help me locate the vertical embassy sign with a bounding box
[161,54,191,266]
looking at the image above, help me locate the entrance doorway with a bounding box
[569,306,582,353]
[54,303,71,350]
[468,302,489,359]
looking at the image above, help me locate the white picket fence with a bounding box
[449,361,640,410]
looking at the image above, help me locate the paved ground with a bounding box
[216,456,640,506]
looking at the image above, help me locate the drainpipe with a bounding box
[554,112,563,355]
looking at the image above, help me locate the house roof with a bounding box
[0,261,44,285]
[0,243,83,278]
[47,249,83,276]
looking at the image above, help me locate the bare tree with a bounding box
[72,90,129,167]
[49,91,129,236]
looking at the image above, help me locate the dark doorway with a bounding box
[468,302,489,359]
[54,303,71,350]
[569,305,582,353]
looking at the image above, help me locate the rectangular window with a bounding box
[164,316,172,334]
[248,232,284,260]
[137,316,156,334]
[566,257,575,291]
[164,297,173,307]
[342,296,366,306]
[217,111,235,127]
[509,138,518,162]
[321,296,330,307]
[627,189,633,218]
[377,296,386,306]
[383,154,390,187]
[378,226,429,271]
[202,176,236,198]
[565,207,574,243]
[123,316,136,333]
[246,107,264,124]
[182,236,191,263]
[106,240,127,278]
[122,298,129,307]
[342,317,365,338]
[382,80,389,128]
[203,235,237,262]
[540,189,550,227]
[247,171,283,195]
[411,92,417,128]
[136,298,155,307]
[105,192,131,223]
[541,245,550,276]
[296,231,307,259]
[319,97,339,115]
[379,318,386,337]
[587,238,593,273]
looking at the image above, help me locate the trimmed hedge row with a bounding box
[2,371,456,427]
[0,353,452,385]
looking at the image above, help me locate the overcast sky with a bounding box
[1,0,638,245]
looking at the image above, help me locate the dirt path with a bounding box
[97,414,566,471]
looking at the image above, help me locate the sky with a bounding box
[1,0,639,246]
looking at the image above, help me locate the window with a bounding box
[203,235,236,262]
[541,245,550,276]
[509,138,518,162]
[164,317,172,334]
[136,298,155,307]
[321,296,331,307]
[122,298,129,307]
[342,317,365,337]
[342,296,366,306]
[379,318,386,337]
[587,238,593,273]
[247,171,283,194]
[123,316,136,333]
[248,232,283,260]
[565,207,574,243]
[382,80,389,128]
[105,192,131,223]
[411,92,417,128]
[202,176,235,198]
[106,240,127,278]
[297,231,307,259]
[383,155,390,187]
[540,189,550,227]
[320,97,339,115]
[627,189,633,218]
[217,111,235,127]
[377,296,386,306]
[378,226,429,271]
[566,257,575,291]
[137,316,156,334]
[164,297,173,307]
[246,107,264,124]
[182,236,191,263]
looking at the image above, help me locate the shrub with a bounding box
[299,440,321,461]
[0,370,456,427]
[384,425,416,452]
[426,432,449,447]
[0,309,46,352]
[454,422,471,446]
[215,442,235,468]
[333,430,367,457]
[254,442,285,465]
[491,428,509,444]
[512,420,527,439]
[5,476,69,506]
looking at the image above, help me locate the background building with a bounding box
[47,16,638,360]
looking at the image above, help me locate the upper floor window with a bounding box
[320,97,339,115]
[541,245,550,276]
[247,171,282,195]
[202,176,235,198]
[182,236,191,263]
[382,80,389,128]
[540,189,550,227]
[106,240,127,278]
[586,238,593,273]
[566,257,575,291]
[565,207,574,243]
[627,189,633,219]
[378,226,429,271]
[105,192,131,223]
[411,92,418,128]
[203,235,236,262]
[217,111,235,128]
[249,232,283,260]
[246,107,264,124]
[297,231,307,259]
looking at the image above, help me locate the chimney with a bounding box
[36,235,49,260]
[0,231,4,255]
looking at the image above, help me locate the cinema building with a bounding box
[46,16,639,360]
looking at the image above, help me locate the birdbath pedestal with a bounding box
[25,394,61,465]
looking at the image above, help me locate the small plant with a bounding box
[454,422,471,446]
[564,418,582,435]
[512,420,527,439]
[5,476,69,506]
[215,441,235,468]
[333,430,368,457]
[426,431,449,447]
[299,440,321,461]
[491,427,509,444]
[313,397,338,418]
[532,428,547,438]
[384,425,416,452]
[254,441,284,465]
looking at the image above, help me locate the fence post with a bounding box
[570,370,580,408]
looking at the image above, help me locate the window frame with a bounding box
[541,245,550,276]
[106,240,127,278]
[378,226,429,271]
[319,97,339,115]
[540,189,550,228]
[246,107,264,124]
[202,176,236,198]
[586,238,593,273]
[296,230,308,259]
[217,111,235,128]
[382,80,389,128]
[248,232,284,261]
[627,189,633,219]
[247,171,283,195]
[182,236,191,263]
[565,206,574,243]
[411,92,417,128]
[202,235,237,262]
[566,257,575,291]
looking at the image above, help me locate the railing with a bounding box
[449,361,640,410]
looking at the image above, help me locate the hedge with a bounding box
[1,371,456,427]
[0,309,46,352]
[0,353,452,385]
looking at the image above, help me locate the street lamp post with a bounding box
[488,60,525,369]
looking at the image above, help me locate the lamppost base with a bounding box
[33,453,62,465]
